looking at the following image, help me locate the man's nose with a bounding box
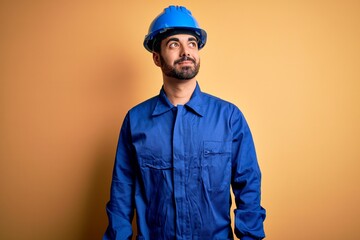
[179,44,190,56]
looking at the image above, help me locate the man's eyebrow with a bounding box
[165,37,180,45]
[165,36,198,46]
[188,37,198,42]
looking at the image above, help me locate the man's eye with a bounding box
[169,42,179,48]
[189,42,197,48]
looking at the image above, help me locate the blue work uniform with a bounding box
[104,83,266,240]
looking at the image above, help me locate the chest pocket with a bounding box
[202,141,232,192]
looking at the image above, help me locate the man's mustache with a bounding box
[174,56,196,65]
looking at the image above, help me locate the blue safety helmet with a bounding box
[144,5,207,52]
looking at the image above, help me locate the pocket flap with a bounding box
[203,141,232,156]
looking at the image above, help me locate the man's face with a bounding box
[154,34,200,80]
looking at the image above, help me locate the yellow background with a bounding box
[1,1,359,239]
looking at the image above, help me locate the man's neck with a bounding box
[163,77,197,106]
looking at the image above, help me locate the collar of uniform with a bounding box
[185,82,204,117]
[151,87,174,116]
[151,82,204,117]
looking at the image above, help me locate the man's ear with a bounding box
[153,52,161,67]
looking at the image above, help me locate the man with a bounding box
[104,5,266,240]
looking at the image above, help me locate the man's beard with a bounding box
[160,55,200,80]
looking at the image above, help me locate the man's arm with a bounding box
[104,113,135,240]
[231,108,266,240]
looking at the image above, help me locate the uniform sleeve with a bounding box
[230,108,266,240]
[104,113,135,240]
